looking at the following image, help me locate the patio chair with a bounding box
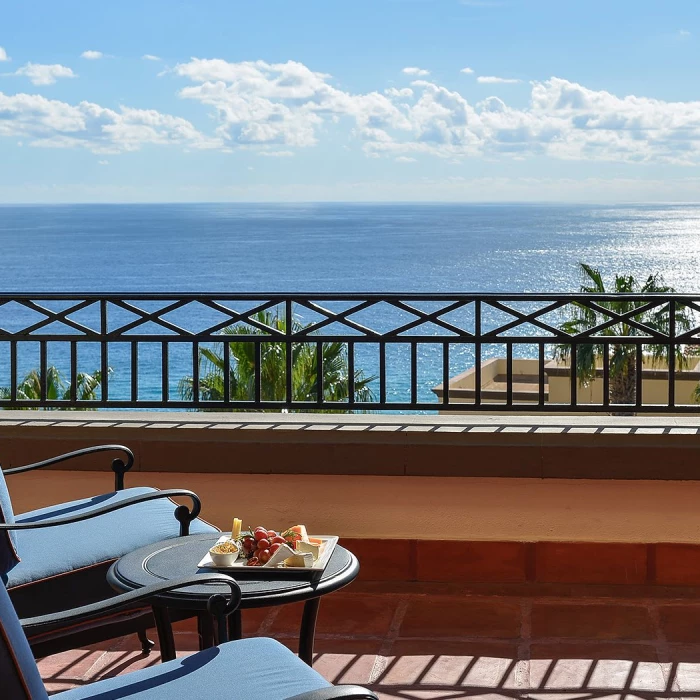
[0,566,378,700]
[0,444,220,658]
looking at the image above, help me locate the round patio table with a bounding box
[107,532,359,665]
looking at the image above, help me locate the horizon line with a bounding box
[1,200,700,207]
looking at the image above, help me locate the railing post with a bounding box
[668,301,676,408]
[347,342,355,408]
[442,342,449,406]
[570,344,577,407]
[100,298,109,404]
[474,300,482,407]
[285,299,293,408]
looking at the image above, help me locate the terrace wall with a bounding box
[4,411,700,589]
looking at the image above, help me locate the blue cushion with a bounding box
[0,582,49,700]
[0,469,20,580]
[56,637,331,700]
[6,487,218,589]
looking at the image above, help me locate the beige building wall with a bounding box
[435,357,700,410]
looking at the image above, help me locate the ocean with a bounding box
[0,202,698,406]
[1,203,699,294]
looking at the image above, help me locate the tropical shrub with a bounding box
[178,310,376,411]
[555,263,694,410]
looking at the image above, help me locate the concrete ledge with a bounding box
[0,411,698,479]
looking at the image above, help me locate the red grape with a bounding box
[267,530,277,538]
[259,549,271,563]
[253,528,267,541]
[257,538,270,550]
[271,536,286,545]
[270,543,281,554]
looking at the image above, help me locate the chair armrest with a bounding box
[287,687,378,700]
[2,445,135,491]
[20,573,241,641]
[0,489,202,536]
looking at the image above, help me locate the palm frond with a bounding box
[179,311,376,412]
[557,263,697,407]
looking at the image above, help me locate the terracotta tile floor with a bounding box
[38,592,700,698]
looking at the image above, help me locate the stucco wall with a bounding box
[2,411,700,545]
[8,469,700,544]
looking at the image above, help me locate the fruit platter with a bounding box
[197,520,338,576]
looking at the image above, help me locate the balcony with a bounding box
[5,409,700,696]
[2,292,700,696]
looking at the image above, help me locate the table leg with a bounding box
[136,628,155,655]
[227,609,242,641]
[298,598,320,666]
[152,607,176,662]
[197,612,215,650]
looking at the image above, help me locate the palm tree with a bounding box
[179,310,376,411]
[0,366,111,409]
[555,263,694,410]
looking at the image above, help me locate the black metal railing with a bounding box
[0,293,698,413]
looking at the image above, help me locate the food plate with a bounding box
[197,534,338,576]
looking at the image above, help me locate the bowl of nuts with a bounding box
[208,539,240,567]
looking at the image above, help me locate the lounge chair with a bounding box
[0,445,219,658]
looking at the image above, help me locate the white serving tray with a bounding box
[197,534,339,576]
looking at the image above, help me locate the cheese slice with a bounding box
[231,518,242,540]
[296,540,322,561]
[263,544,296,568]
[284,552,314,568]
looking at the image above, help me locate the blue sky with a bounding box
[1,0,699,203]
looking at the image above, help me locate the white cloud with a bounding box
[98,159,109,165]
[0,47,9,62]
[4,56,700,170]
[395,156,416,162]
[402,66,430,76]
[171,59,700,166]
[477,75,521,84]
[142,54,162,61]
[15,63,76,86]
[0,91,222,153]
[460,67,474,74]
[81,50,103,60]
[357,75,700,167]
[679,29,691,38]
[175,58,409,148]
[257,150,294,157]
[385,87,413,98]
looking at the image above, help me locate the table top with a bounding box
[107,533,359,610]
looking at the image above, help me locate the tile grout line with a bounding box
[519,598,533,694]
[369,596,409,684]
[649,601,679,694]
[274,631,676,645]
